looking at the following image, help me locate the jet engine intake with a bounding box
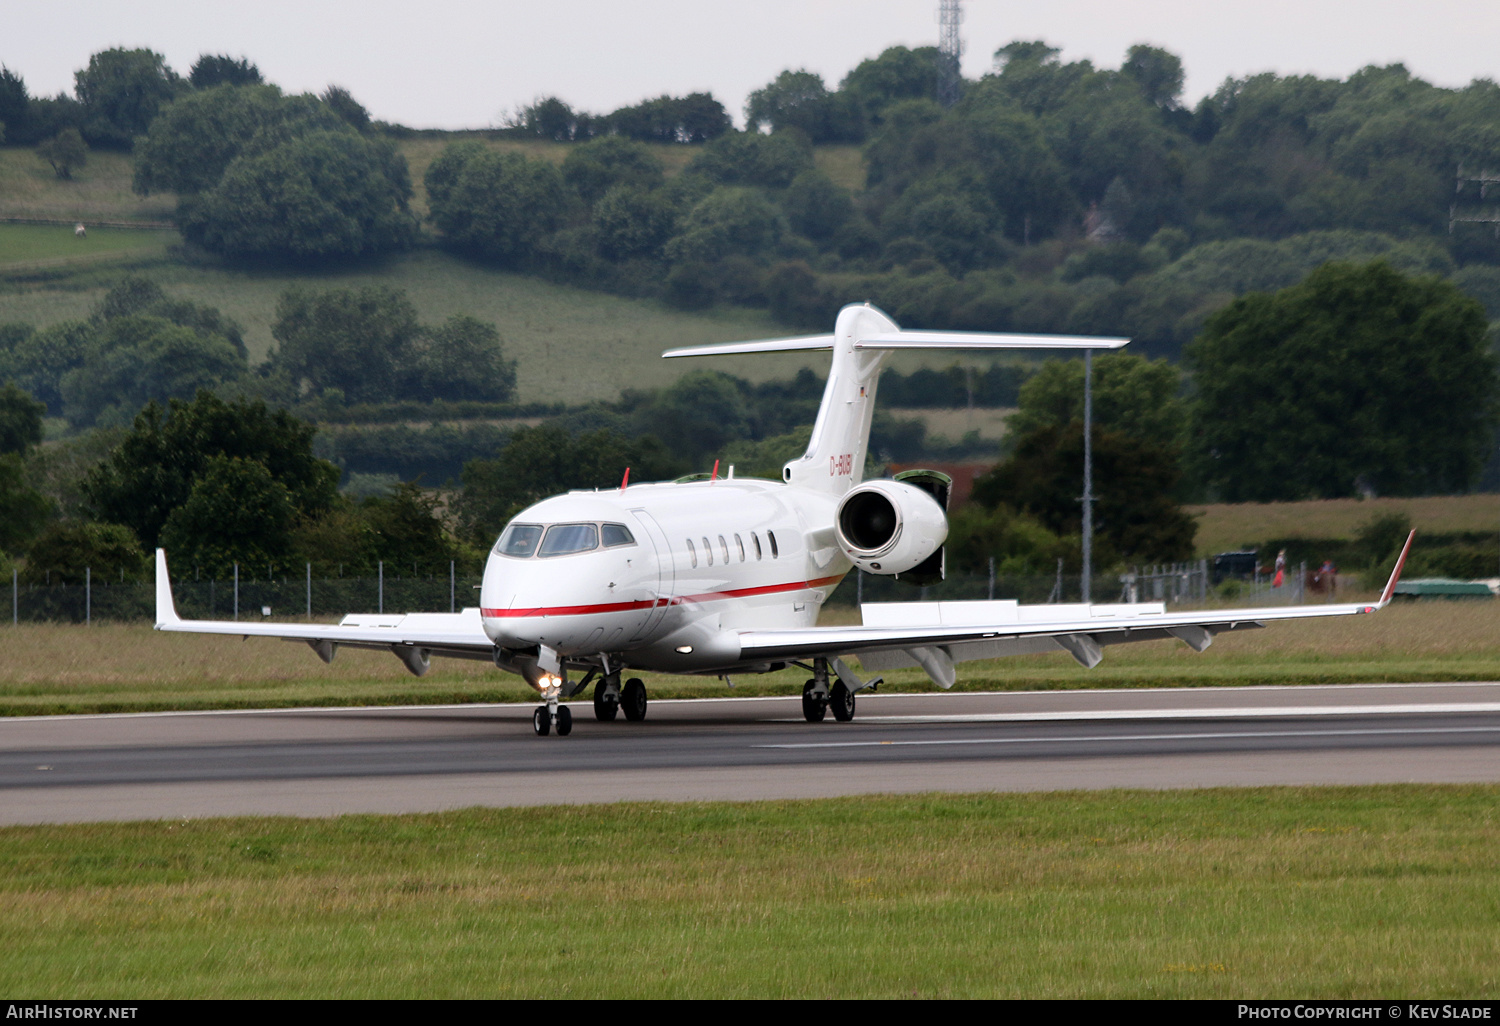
[834,479,947,575]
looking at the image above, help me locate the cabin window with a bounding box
[702,537,713,565]
[768,530,779,558]
[602,523,636,547]
[751,532,763,560]
[718,535,730,563]
[686,538,697,567]
[538,523,599,557]
[734,533,745,561]
[495,523,543,558]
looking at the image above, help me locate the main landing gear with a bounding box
[591,672,647,722]
[801,657,875,723]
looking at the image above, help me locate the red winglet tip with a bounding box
[1379,529,1416,606]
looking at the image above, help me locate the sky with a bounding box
[5,1,1500,130]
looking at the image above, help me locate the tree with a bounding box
[746,70,864,142]
[60,314,247,428]
[561,136,664,205]
[1007,352,1187,446]
[840,46,939,124]
[1186,261,1500,500]
[1121,45,1185,109]
[132,84,328,195]
[4,321,91,415]
[0,454,49,554]
[974,421,1197,565]
[413,315,517,403]
[456,426,679,544]
[36,128,87,179]
[73,48,184,148]
[593,185,676,260]
[180,130,414,261]
[0,382,45,455]
[85,391,339,549]
[158,455,298,575]
[607,93,731,143]
[665,188,787,264]
[0,67,34,145]
[19,522,144,585]
[684,131,814,190]
[270,285,421,403]
[782,170,852,241]
[321,86,371,133]
[425,144,568,264]
[357,482,455,570]
[189,55,263,89]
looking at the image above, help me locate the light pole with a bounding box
[1081,349,1094,604]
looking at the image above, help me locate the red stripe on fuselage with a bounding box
[481,575,843,619]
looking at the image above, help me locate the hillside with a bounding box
[1189,494,1500,556]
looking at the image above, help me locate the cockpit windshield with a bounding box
[495,521,637,558]
[495,523,544,558]
[538,523,599,557]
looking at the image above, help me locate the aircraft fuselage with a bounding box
[479,477,850,677]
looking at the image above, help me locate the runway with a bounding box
[1,682,1498,824]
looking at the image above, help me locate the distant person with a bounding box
[74,222,86,239]
[1273,549,1286,588]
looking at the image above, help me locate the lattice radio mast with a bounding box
[937,0,964,107]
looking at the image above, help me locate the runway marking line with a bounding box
[763,702,1500,725]
[756,725,1500,750]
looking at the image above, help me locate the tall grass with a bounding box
[0,788,1494,997]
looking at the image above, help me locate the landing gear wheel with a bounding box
[622,678,648,722]
[532,706,551,736]
[555,704,573,736]
[593,679,619,721]
[802,679,827,723]
[830,681,856,722]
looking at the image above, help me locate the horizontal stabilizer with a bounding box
[663,330,1131,361]
[856,331,1129,351]
[663,335,835,359]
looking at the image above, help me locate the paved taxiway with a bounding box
[2,682,1498,824]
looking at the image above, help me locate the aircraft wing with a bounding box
[737,533,1415,688]
[153,550,495,674]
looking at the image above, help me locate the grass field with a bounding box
[0,147,174,224]
[0,248,1021,403]
[0,222,177,271]
[0,598,1494,716]
[1191,494,1500,555]
[0,786,1494,997]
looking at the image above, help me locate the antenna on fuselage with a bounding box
[619,467,630,493]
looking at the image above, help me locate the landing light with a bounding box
[675,645,693,654]
[539,672,564,690]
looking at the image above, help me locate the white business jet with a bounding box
[154,303,1414,736]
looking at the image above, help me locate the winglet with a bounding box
[155,548,181,627]
[1378,530,1417,607]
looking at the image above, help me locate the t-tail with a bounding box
[663,302,1131,495]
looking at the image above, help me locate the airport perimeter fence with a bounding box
[5,559,1339,626]
[6,565,484,625]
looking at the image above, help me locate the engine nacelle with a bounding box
[834,479,948,576]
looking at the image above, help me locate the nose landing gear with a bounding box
[532,692,573,736]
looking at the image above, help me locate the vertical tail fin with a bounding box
[662,304,1129,497]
